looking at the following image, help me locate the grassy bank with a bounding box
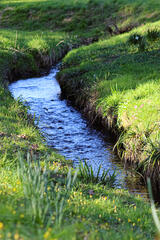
[0,90,157,239]
[0,0,160,239]
[58,20,160,178]
[1,0,160,36]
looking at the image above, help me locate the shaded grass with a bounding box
[0,29,72,84]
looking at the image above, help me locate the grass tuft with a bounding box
[79,160,117,187]
[147,29,160,42]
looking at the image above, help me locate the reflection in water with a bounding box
[9,67,147,196]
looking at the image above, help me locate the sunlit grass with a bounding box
[59,19,160,166]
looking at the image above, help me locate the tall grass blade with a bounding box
[147,178,160,234]
[96,164,102,181]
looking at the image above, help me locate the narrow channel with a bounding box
[9,67,147,196]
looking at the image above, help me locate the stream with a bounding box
[9,67,147,196]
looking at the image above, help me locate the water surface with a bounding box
[9,67,147,195]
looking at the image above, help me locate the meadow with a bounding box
[0,0,160,239]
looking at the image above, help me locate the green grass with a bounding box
[0,0,160,37]
[0,153,157,240]
[0,0,160,239]
[58,20,160,169]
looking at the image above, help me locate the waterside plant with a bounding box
[79,160,117,187]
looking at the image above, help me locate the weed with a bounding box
[128,33,146,51]
[128,33,144,45]
[55,168,78,226]
[137,134,160,174]
[147,29,160,42]
[17,152,78,227]
[79,160,117,187]
[17,152,53,225]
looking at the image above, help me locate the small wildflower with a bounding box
[100,224,106,230]
[114,206,117,213]
[20,214,24,218]
[44,231,50,239]
[140,104,144,108]
[14,233,19,240]
[128,219,131,223]
[0,222,4,230]
[16,180,21,185]
[7,233,12,238]
[137,218,141,222]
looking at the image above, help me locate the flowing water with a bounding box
[9,67,147,196]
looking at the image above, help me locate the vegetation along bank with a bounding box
[0,0,160,239]
[57,5,160,184]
